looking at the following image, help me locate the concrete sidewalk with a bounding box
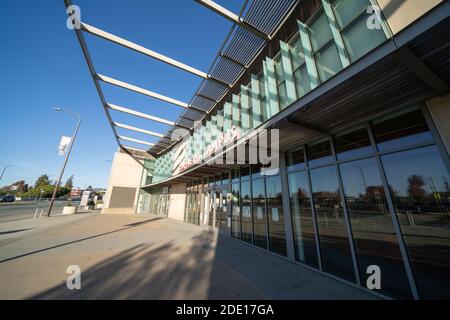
[0,214,379,300]
[0,213,93,244]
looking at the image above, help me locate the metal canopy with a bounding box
[152,0,299,155]
[65,0,298,158]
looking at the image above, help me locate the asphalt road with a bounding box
[0,201,79,223]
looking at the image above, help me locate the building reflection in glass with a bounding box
[382,145,450,299]
[266,175,287,256]
[252,178,268,249]
[310,165,356,282]
[288,171,319,267]
[241,180,253,244]
[231,183,241,238]
[340,157,412,299]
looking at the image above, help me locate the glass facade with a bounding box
[331,0,387,62]
[285,107,450,299]
[141,187,170,217]
[231,182,240,238]
[310,165,356,282]
[266,175,288,256]
[152,0,390,183]
[288,169,319,267]
[241,179,253,244]
[186,181,202,225]
[178,106,450,299]
[252,178,267,249]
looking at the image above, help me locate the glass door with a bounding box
[219,190,229,233]
[208,189,230,232]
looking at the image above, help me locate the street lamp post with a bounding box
[0,165,15,182]
[47,107,81,217]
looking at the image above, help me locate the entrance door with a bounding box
[208,191,215,227]
[206,189,230,232]
[212,190,229,233]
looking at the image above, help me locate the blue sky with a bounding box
[0,0,243,189]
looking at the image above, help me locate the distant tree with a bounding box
[0,180,28,195]
[64,175,74,190]
[34,174,51,188]
[18,185,70,199]
[407,175,426,200]
[10,180,28,193]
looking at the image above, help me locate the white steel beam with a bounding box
[119,135,155,147]
[195,0,270,40]
[197,0,240,23]
[107,103,175,126]
[97,74,189,109]
[81,23,209,79]
[119,145,147,153]
[107,103,191,130]
[114,122,165,138]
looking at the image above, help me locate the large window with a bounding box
[290,36,311,98]
[148,187,170,217]
[241,180,253,244]
[310,165,356,282]
[275,54,289,109]
[266,175,288,256]
[382,145,450,299]
[334,127,372,161]
[185,181,201,225]
[231,183,241,239]
[286,147,306,172]
[331,0,387,62]
[252,178,268,249]
[288,170,319,267]
[340,157,412,299]
[307,140,334,167]
[372,109,433,152]
[284,107,450,299]
[258,73,269,122]
[308,11,343,82]
[374,109,450,298]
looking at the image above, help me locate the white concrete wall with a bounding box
[427,94,450,156]
[167,183,187,221]
[376,0,443,35]
[102,151,143,214]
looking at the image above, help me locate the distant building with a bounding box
[103,147,154,214]
[69,188,83,200]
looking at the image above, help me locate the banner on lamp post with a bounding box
[57,136,72,156]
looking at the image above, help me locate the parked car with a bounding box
[0,195,15,203]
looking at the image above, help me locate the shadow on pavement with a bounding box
[0,217,164,264]
[0,229,32,235]
[30,230,221,299]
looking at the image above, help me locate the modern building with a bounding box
[68,0,450,299]
[102,147,154,214]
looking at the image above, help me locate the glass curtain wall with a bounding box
[154,0,391,182]
[147,187,170,216]
[287,148,317,267]
[285,107,450,299]
[230,164,288,256]
[241,167,253,244]
[372,110,450,299]
[231,179,241,238]
[185,180,202,225]
[308,10,343,82]
[330,0,387,62]
[252,175,268,249]
[266,175,288,256]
